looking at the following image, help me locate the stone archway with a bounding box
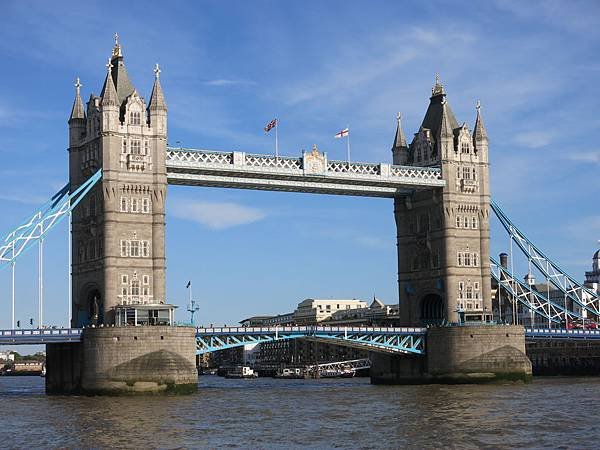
[420,294,444,326]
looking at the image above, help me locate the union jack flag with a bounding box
[264,118,277,133]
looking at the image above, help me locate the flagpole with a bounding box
[275,119,279,158]
[347,124,350,163]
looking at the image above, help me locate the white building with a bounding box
[293,298,368,324]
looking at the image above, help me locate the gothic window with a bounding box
[474,282,480,290]
[130,111,141,125]
[464,253,471,266]
[472,168,477,180]
[131,198,139,213]
[143,275,149,285]
[466,286,473,299]
[462,167,471,180]
[144,141,149,155]
[121,287,128,296]
[88,241,95,260]
[142,241,150,257]
[473,253,478,266]
[122,139,127,154]
[143,286,149,296]
[130,241,140,257]
[142,198,151,214]
[120,197,128,212]
[463,217,469,228]
[457,252,463,266]
[456,216,461,228]
[472,217,478,229]
[131,280,140,296]
[121,274,128,284]
[131,140,141,155]
[461,142,470,154]
[98,235,104,257]
[459,281,464,291]
[120,240,129,257]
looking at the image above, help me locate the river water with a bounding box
[1,375,598,449]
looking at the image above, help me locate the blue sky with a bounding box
[0,0,599,331]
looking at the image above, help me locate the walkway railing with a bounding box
[0,328,83,345]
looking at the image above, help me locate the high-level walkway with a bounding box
[165,148,445,197]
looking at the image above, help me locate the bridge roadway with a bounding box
[2,327,599,352]
[165,148,445,197]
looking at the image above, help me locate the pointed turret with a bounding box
[106,33,135,106]
[69,77,85,122]
[69,78,86,146]
[148,63,167,135]
[419,75,459,158]
[148,63,167,111]
[392,112,409,165]
[473,100,488,144]
[100,58,119,131]
[101,58,118,107]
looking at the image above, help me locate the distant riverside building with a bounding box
[226,297,399,369]
[293,298,368,324]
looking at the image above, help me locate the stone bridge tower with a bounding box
[393,79,492,326]
[68,37,167,326]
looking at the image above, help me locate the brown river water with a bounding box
[1,375,598,449]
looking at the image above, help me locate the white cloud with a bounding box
[203,79,251,87]
[513,131,554,149]
[170,200,266,230]
[568,151,600,164]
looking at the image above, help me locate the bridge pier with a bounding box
[370,325,532,384]
[46,326,197,395]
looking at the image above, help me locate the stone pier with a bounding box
[46,326,198,395]
[370,325,532,384]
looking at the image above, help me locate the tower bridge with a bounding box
[2,37,598,393]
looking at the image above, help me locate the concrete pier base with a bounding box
[371,325,532,384]
[46,326,198,395]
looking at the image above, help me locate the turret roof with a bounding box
[392,112,407,149]
[148,63,167,111]
[69,77,85,121]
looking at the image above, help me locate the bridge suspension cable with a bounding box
[0,170,102,327]
[491,201,600,321]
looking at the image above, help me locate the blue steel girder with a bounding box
[0,170,102,271]
[195,326,426,355]
[491,201,600,318]
[491,257,582,323]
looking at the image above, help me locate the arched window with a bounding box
[130,111,141,125]
[456,216,461,228]
[120,197,128,212]
[131,280,140,296]
[472,217,477,229]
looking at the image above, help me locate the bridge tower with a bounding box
[68,37,167,326]
[393,78,492,326]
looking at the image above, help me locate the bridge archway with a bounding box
[75,285,103,327]
[420,294,444,325]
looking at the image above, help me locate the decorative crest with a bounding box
[74,77,82,94]
[112,32,122,58]
[396,112,402,122]
[311,144,320,156]
[154,63,161,79]
[476,99,481,110]
[432,73,445,96]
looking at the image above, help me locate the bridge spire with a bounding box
[68,77,85,122]
[473,99,488,145]
[391,112,408,165]
[148,63,167,112]
[100,57,118,107]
